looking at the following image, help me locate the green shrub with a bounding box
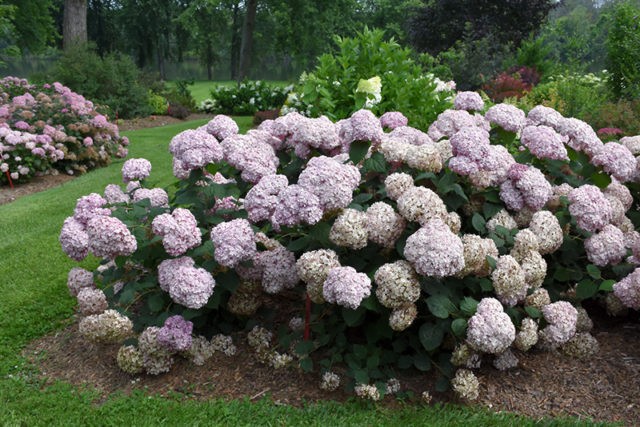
[604,1,640,100]
[147,91,168,115]
[584,99,640,136]
[50,45,154,119]
[520,72,610,119]
[287,28,453,131]
[205,80,291,115]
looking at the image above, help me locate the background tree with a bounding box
[63,0,87,50]
[6,0,58,54]
[408,0,557,55]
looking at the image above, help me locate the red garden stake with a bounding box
[5,170,14,189]
[304,293,311,341]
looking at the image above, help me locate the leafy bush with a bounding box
[286,28,454,131]
[0,76,128,185]
[584,99,640,137]
[164,79,197,114]
[167,103,190,119]
[520,72,610,120]
[60,101,640,399]
[604,1,640,100]
[483,67,540,103]
[204,80,291,116]
[147,91,168,115]
[50,45,154,119]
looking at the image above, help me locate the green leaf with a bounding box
[413,353,432,371]
[426,295,455,319]
[436,171,456,193]
[524,306,541,319]
[309,222,331,246]
[362,152,387,173]
[118,287,135,305]
[478,278,494,292]
[589,171,612,189]
[435,375,450,393]
[397,355,413,369]
[553,267,572,282]
[147,293,165,313]
[287,236,310,252]
[472,213,486,233]
[349,140,370,164]
[352,344,367,359]
[586,264,601,279]
[576,279,599,300]
[299,357,313,373]
[295,341,315,356]
[342,307,366,327]
[352,193,373,204]
[599,279,616,292]
[366,353,380,370]
[451,318,467,337]
[353,369,369,385]
[450,184,469,202]
[485,256,497,270]
[419,322,444,352]
[459,297,479,316]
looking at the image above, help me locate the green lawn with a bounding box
[182,80,294,104]
[0,118,598,426]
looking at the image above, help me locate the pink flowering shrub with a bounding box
[60,102,640,395]
[0,77,128,185]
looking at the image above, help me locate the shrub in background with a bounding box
[203,80,290,116]
[49,45,154,119]
[483,66,540,103]
[0,76,128,185]
[604,0,640,100]
[286,28,454,131]
[61,98,640,399]
[164,79,197,116]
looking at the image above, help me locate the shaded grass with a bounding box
[0,117,601,426]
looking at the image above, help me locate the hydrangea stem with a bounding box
[304,293,311,341]
[5,170,13,189]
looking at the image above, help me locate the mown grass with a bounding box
[184,80,293,104]
[0,118,600,426]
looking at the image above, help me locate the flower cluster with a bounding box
[0,77,128,185]
[404,219,465,278]
[466,298,515,354]
[152,208,202,256]
[323,266,372,309]
[158,257,215,309]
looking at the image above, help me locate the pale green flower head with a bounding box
[356,76,382,95]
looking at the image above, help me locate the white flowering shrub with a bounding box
[203,80,291,115]
[61,99,640,395]
[0,77,129,185]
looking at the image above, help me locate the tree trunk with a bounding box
[230,2,241,80]
[238,0,258,81]
[63,0,87,50]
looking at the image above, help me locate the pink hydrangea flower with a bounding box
[298,156,360,211]
[60,217,89,261]
[520,125,568,161]
[323,266,372,309]
[613,268,640,310]
[122,158,152,183]
[568,185,612,232]
[290,116,341,155]
[270,184,323,230]
[428,109,478,140]
[466,298,515,354]
[554,117,603,157]
[387,126,433,146]
[67,267,94,296]
[103,184,129,204]
[211,219,256,267]
[157,315,193,352]
[205,115,239,140]
[86,216,137,259]
[169,129,224,170]
[527,105,564,128]
[158,256,215,309]
[584,224,626,267]
[152,208,202,256]
[540,301,577,348]
[404,219,465,278]
[591,142,637,183]
[453,91,484,111]
[349,109,384,145]
[244,174,289,223]
[499,164,552,212]
[221,134,279,183]
[485,103,526,133]
[255,246,300,294]
[380,112,408,129]
[73,193,111,226]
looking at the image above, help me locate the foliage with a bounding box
[435,35,513,91]
[147,91,168,115]
[0,76,128,185]
[604,0,640,100]
[204,80,291,115]
[287,28,453,130]
[60,98,640,398]
[520,72,611,120]
[483,67,540,103]
[408,0,557,56]
[5,0,58,54]
[164,79,197,114]
[50,45,155,119]
[505,36,558,81]
[0,3,19,67]
[584,99,640,137]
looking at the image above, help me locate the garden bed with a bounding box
[25,308,640,425]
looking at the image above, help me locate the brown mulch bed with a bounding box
[24,310,640,425]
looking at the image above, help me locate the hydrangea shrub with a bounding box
[61,100,640,398]
[0,77,128,185]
